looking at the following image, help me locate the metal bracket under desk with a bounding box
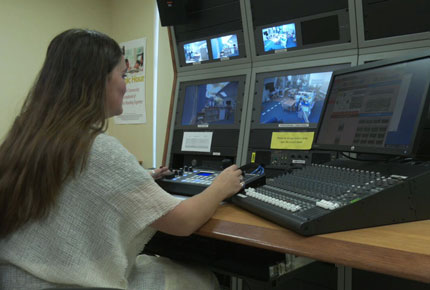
[231,277,243,290]
[337,265,352,290]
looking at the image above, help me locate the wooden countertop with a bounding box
[196,203,430,283]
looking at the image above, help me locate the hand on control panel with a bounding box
[150,166,173,180]
[211,164,243,199]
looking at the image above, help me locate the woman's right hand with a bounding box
[151,164,244,236]
[210,164,243,199]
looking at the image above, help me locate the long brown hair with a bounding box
[0,29,122,238]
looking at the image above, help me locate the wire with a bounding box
[340,152,412,163]
[250,165,265,175]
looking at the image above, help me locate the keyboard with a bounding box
[157,168,266,196]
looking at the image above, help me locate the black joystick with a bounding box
[221,159,233,169]
[164,169,176,179]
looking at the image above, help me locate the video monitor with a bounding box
[183,40,209,64]
[210,34,240,59]
[251,64,349,130]
[314,52,430,157]
[253,9,351,57]
[175,75,246,130]
[262,23,297,52]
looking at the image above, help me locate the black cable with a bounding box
[340,152,405,163]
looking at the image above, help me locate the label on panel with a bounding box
[181,132,213,152]
[270,132,314,150]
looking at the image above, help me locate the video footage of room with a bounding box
[181,81,238,125]
[260,72,332,124]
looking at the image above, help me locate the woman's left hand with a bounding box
[150,166,171,180]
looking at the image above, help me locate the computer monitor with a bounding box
[180,81,238,126]
[262,23,297,53]
[175,75,246,130]
[357,0,430,49]
[253,9,351,57]
[251,64,349,130]
[183,40,209,64]
[175,30,247,68]
[169,75,247,169]
[243,63,351,172]
[314,52,430,158]
[210,34,240,59]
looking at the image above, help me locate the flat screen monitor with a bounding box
[210,34,240,59]
[176,30,246,67]
[175,75,246,130]
[262,23,297,52]
[314,52,430,157]
[251,64,349,130]
[183,40,209,64]
[253,9,351,57]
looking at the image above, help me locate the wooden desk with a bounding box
[196,203,430,284]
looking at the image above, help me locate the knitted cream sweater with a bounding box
[0,134,183,289]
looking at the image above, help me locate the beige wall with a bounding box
[0,0,112,139]
[0,0,173,168]
[109,0,174,168]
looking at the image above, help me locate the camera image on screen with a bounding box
[260,71,332,125]
[211,34,239,59]
[184,40,209,64]
[181,81,238,126]
[262,23,297,52]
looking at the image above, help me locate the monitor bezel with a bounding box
[174,75,246,130]
[251,63,351,130]
[313,51,430,157]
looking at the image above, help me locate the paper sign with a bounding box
[114,37,147,124]
[181,132,213,152]
[270,132,314,150]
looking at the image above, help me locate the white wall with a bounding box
[0,0,174,167]
[0,0,112,139]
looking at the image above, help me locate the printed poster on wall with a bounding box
[114,37,147,124]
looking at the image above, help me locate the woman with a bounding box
[0,29,243,289]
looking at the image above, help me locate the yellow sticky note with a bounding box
[270,132,315,150]
[251,152,256,163]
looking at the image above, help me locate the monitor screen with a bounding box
[181,81,239,126]
[211,34,240,59]
[262,23,297,52]
[183,40,209,64]
[258,71,333,127]
[314,54,430,156]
